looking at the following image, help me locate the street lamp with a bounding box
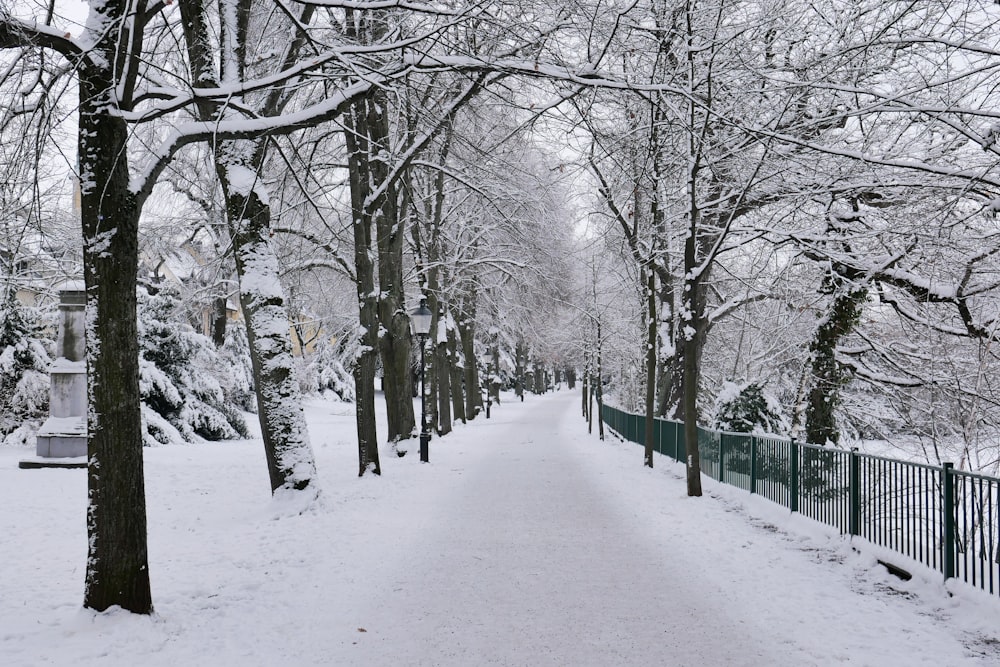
[484,359,492,419]
[409,297,433,462]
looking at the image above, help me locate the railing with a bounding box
[601,404,1000,598]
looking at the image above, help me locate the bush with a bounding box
[0,290,51,445]
[297,333,356,402]
[138,284,249,444]
[713,381,786,435]
[220,320,257,413]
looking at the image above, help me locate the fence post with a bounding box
[942,462,955,581]
[718,433,727,484]
[849,448,860,537]
[789,439,799,513]
[750,436,758,495]
[672,421,680,461]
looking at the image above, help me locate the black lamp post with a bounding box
[410,297,433,462]
[484,360,492,419]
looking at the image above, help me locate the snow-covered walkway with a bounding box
[344,391,789,665]
[2,390,999,666]
[347,394,774,664]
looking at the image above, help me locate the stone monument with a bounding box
[21,282,88,468]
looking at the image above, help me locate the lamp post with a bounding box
[410,297,433,462]
[484,360,492,419]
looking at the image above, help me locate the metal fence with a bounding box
[601,404,1000,598]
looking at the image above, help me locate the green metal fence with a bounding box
[600,404,1000,598]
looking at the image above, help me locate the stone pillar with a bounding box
[35,284,88,458]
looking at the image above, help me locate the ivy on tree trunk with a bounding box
[805,276,868,446]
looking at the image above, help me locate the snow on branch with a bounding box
[877,289,972,338]
[835,351,923,388]
[362,74,490,214]
[130,78,380,201]
[287,0,460,14]
[748,125,1000,189]
[401,53,682,93]
[0,13,84,60]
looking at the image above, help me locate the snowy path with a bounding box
[342,393,783,665]
[324,392,998,666]
[2,390,999,666]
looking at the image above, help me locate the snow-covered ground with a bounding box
[2,390,999,666]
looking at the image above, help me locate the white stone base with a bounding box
[36,416,87,458]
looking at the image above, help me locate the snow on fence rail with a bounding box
[601,405,1000,598]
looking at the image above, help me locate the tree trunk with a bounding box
[378,286,415,445]
[351,77,414,447]
[461,325,479,418]
[425,333,437,424]
[596,317,605,441]
[682,326,703,497]
[344,6,413,471]
[79,48,151,614]
[373,142,415,445]
[436,324,452,435]
[426,296,449,437]
[425,306,440,434]
[212,296,228,347]
[220,145,317,492]
[418,126,452,436]
[344,99,382,476]
[178,3,316,492]
[681,253,706,497]
[658,350,685,419]
[585,379,601,433]
[448,323,466,424]
[458,295,481,419]
[515,339,526,401]
[644,270,656,468]
[656,270,683,419]
[491,345,501,403]
[353,341,380,475]
[805,278,867,446]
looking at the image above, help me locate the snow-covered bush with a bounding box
[219,320,257,413]
[138,284,249,445]
[297,333,356,402]
[712,381,786,435]
[713,381,795,492]
[0,290,51,445]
